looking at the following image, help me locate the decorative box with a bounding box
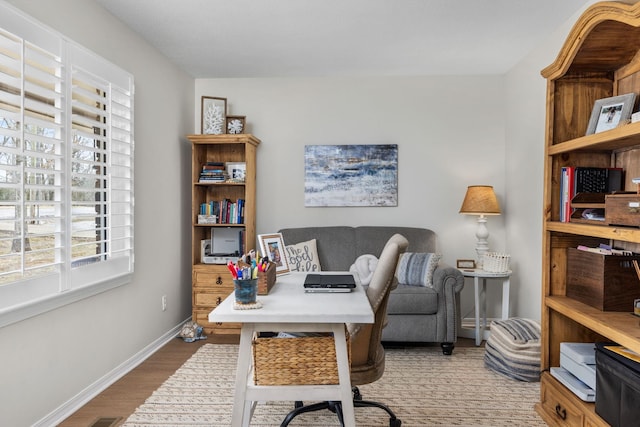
[566,248,640,311]
[605,193,640,227]
[257,261,276,295]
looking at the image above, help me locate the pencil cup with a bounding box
[234,279,258,304]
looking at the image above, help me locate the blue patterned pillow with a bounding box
[396,252,441,288]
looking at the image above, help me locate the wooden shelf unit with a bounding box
[537,2,640,426]
[188,134,260,336]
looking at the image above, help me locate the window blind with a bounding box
[0,2,134,326]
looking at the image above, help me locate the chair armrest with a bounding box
[432,264,464,295]
[431,263,465,342]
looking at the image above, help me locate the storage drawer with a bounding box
[193,264,234,289]
[193,309,241,335]
[193,289,232,307]
[538,373,585,427]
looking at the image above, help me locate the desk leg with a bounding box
[333,324,355,427]
[232,325,254,427]
[501,277,510,320]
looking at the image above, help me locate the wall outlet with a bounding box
[161,295,167,311]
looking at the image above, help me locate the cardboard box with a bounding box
[566,248,640,311]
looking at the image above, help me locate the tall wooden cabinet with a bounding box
[188,134,260,336]
[536,2,640,426]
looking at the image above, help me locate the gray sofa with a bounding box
[279,226,465,355]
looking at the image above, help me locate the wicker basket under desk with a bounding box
[252,334,350,385]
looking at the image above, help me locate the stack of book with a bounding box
[199,162,228,183]
[200,198,245,224]
[560,166,623,222]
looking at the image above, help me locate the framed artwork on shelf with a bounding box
[258,233,290,275]
[304,144,398,207]
[201,96,227,134]
[586,93,636,135]
[456,259,476,269]
[226,162,246,182]
[226,115,246,134]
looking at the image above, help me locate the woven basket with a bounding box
[483,252,511,273]
[252,335,349,385]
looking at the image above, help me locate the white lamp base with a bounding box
[475,215,490,268]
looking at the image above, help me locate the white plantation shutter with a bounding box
[0,3,134,326]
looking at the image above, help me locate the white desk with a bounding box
[209,272,374,427]
[459,269,512,346]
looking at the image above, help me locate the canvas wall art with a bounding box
[304,144,398,207]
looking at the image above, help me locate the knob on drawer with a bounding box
[216,275,223,285]
[555,404,567,420]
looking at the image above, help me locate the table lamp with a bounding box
[459,185,501,268]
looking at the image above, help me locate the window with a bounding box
[0,3,134,327]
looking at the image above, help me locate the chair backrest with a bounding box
[348,233,409,385]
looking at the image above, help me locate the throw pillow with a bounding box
[396,252,441,288]
[284,239,321,272]
[349,254,379,286]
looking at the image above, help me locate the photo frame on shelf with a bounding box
[456,259,476,269]
[226,115,246,134]
[201,96,227,135]
[586,93,636,135]
[258,233,290,275]
[226,162,246,182]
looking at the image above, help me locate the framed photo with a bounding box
[258,233,290,275]
[226,115,246,134]
[226,162,246,182]
[456,259,476,269]
[201,96,227,134]
[586,93,636,135]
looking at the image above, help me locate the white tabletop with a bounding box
[459,268,512,278]
[209,272,374,324]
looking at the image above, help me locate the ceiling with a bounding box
[95,0,592,78]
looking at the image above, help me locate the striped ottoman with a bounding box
[484,318,541,382]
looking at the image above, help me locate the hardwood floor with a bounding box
[58,335,476,426]
[58,335,238,427]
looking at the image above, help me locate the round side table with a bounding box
[458,268,513,345]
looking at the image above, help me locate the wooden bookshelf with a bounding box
[536,2,640,426]
[188,134,260,336]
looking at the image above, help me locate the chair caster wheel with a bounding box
[390,418,402,427]
[294,401,303,409]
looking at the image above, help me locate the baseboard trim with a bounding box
[35,317,191,427]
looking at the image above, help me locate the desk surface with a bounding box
[209,272,374,324]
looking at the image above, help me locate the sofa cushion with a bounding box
[396,252,441,288]
[284,239,321,272]
[387,284,439,315]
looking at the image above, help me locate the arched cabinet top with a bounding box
[542,1,640,80]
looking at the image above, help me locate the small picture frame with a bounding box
[226,162,246,182]
[201,96,227,134]
[586,93,636,135]
[226,115,246,134]
[258,233,290,275]
[456,259,476,269]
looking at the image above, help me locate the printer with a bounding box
[550,342,596,402]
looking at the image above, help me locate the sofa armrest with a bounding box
[431,264,464,343]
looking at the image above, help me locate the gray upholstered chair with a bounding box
[281,234,409,427]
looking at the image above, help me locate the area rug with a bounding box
[122,344,545,427]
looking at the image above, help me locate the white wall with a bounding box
[195,76,508,322]
[0,1,195,426]
[503,0,599,320]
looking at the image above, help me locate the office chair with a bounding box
[281,234,409,427]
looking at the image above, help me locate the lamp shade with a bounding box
[459,185,501,215]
